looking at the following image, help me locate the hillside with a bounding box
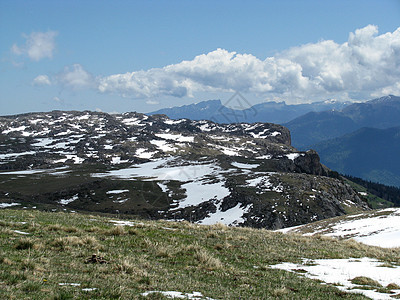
[1,209,400,299]
[285,95,400,149]
[280,207,400,249]
[0,110,369,229]
[312,127,400,188]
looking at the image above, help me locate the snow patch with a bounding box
[14,230,30,235]
[136,148,157,159]
[109,220,143,227]
[0,202,21,208]
[200,203,252,226]
[150,140,177,152]
[178,181,230,209]
[155,133,194,143]
[325,208,400,248]
[231,162,258,169]
[58,195,78,205]
[106,189,129,195]
[0,151,36,159]
[141,291,215,300]
[271,257,400,300]
[285,153,300,161]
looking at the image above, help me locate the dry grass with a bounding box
[350,276,382,287]
[194,248,223,270]
[50,235,99,250]
[1,209,400,299]
[0,257,13,265]
[387,283,400,289]
[104,225,126,236]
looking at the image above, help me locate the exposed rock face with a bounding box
[0,110,369,229]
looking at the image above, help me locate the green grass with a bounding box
[1,209,400,299]
[344,178,394,209]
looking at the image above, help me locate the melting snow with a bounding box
[255,155,272,160]
[96,158,218,182]
[178,181,230,209]
[58,195,78,205]
[270,257,400,300]
[14,230,30,235]
[106,189,129,194]
[82,288,97,291]
[53,155,84,164]
[155,133,194,143]
[285,153,300,161]
[270,131,281,136]
[231,162,258,169]
[248,128,270,138]
[2,126,27,134]
[0,151,36,159]
[141,291,215,300]
[135,148,157,159]
[324,208,400,248]
[0,169,44,175]
[280,208,400,248]
[200,203,252,226]
[246,175,283,193]
[150,140,177,152]
[109,220,143,226]
[164,119,185,125]
[111,157,128,164]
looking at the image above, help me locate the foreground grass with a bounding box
[1,210,400,299]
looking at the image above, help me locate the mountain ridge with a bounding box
[0,110,369,229]
[150,98,351,124]
[312,126,400,188]
[286,95,400,148]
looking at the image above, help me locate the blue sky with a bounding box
[1,0,399,115]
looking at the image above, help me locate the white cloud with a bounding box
[57,64,95,89]
[12,31,58,61]
[32,75,51,86]
[146,100,160,105]
[53,96,62,102]
[97,25,400,102]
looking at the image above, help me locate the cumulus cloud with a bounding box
[97,25,400,101]
[32,75,51,86]
[12,31,58,61]
[57,64,95,90]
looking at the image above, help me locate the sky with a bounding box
[0,0,399,116]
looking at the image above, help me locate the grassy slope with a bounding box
[1,209,400,299]
[343,178,394,209]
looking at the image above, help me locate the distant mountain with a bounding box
[286,95,400,148]
[312,126,400,188]
[150,99,224,121]
[150,99,350,124]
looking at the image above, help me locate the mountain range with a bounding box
[0,110,371,229]
[150,98,350,124]
[286,95,400,148]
